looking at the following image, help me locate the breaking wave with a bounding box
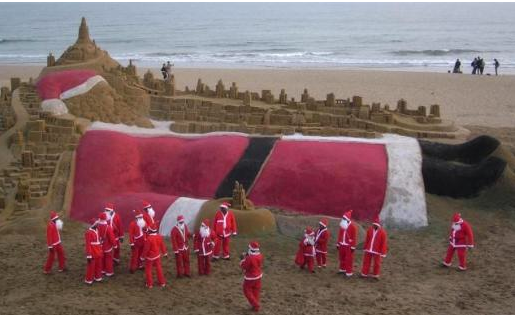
[390,49,496,56]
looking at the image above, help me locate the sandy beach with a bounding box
[1,62,515,315]
[2,64,515,129]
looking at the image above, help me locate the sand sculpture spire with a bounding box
[77,17,92,44]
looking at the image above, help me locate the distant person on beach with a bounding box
[479,57,485,75]
[494,59,500,75]
[453,59,462,73]
[165,61,174,81]
[471,58,478,74]
[160,63,167,80]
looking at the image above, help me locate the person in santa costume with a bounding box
[129,209,146,273]
[104,203,123,265]
[171,215,191,278]
[97,212,117,277]
[141,222,168,288]
[315,218,330,268]
[193,219,216,275]
[240,241,264,312]
[142,200,156,229]
[213,202,238,260]
[295,227,316,273]
[84,218,103,284]
[442,213,475,271]
[44,211,66,274]
[337,210,358,277]
[361,216,388,279]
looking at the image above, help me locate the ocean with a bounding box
[1,2,515,73]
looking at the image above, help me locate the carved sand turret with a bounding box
[77,17,92,44]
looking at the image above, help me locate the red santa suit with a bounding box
[240,241,263,312]
[97,212,117,277]
[213,202,237,259]
[361,216,388,278]
[129,210,146,273]
[171,215,191,277]
[315,218,330,268]
[105,203,123,264]
[141,224,168,288]
[194,219,216,275]
[337,210,358,276]
[44,211,66,274]
[295,227,316,273]
[443,213,474,271]
[84,219,103,284]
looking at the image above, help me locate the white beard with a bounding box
[178,223,185,231]
[305,235,315,246]
[105,211,112,221]
[340,219,349,230]
[55,219,63,231]
[148,208,155,218]
[137,218,146,228]
[200,226,210,238]
[452,223,461,231]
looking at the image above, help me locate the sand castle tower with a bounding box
[53,17,118,71]
[77,17,92,44]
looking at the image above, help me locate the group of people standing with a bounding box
[453,57,500,75]
[295,210,388,278]
[44,203,474,313]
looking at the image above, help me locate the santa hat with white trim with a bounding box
[305,226,314,236]
[452,213,463,224]
[49,211,59,221]
[248,241,260,254]
[104,202,115,212]
[142,200,152,210]
[372,215,381,227]
[319,218,328,228]
[220,202,231,210]
[133,209,143,218]
[342,210,353,221]
[177,215,185,224]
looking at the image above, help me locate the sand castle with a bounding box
[0,18,513,231]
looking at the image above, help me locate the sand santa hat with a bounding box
[248,241,260,254]
[305,226,315,236]
[319,218,329,228]
[342,210,353,222]
[50,211,59,221]
[452,213,463,224]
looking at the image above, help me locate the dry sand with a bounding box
[1,64,515,315]
[0,192,514,315]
